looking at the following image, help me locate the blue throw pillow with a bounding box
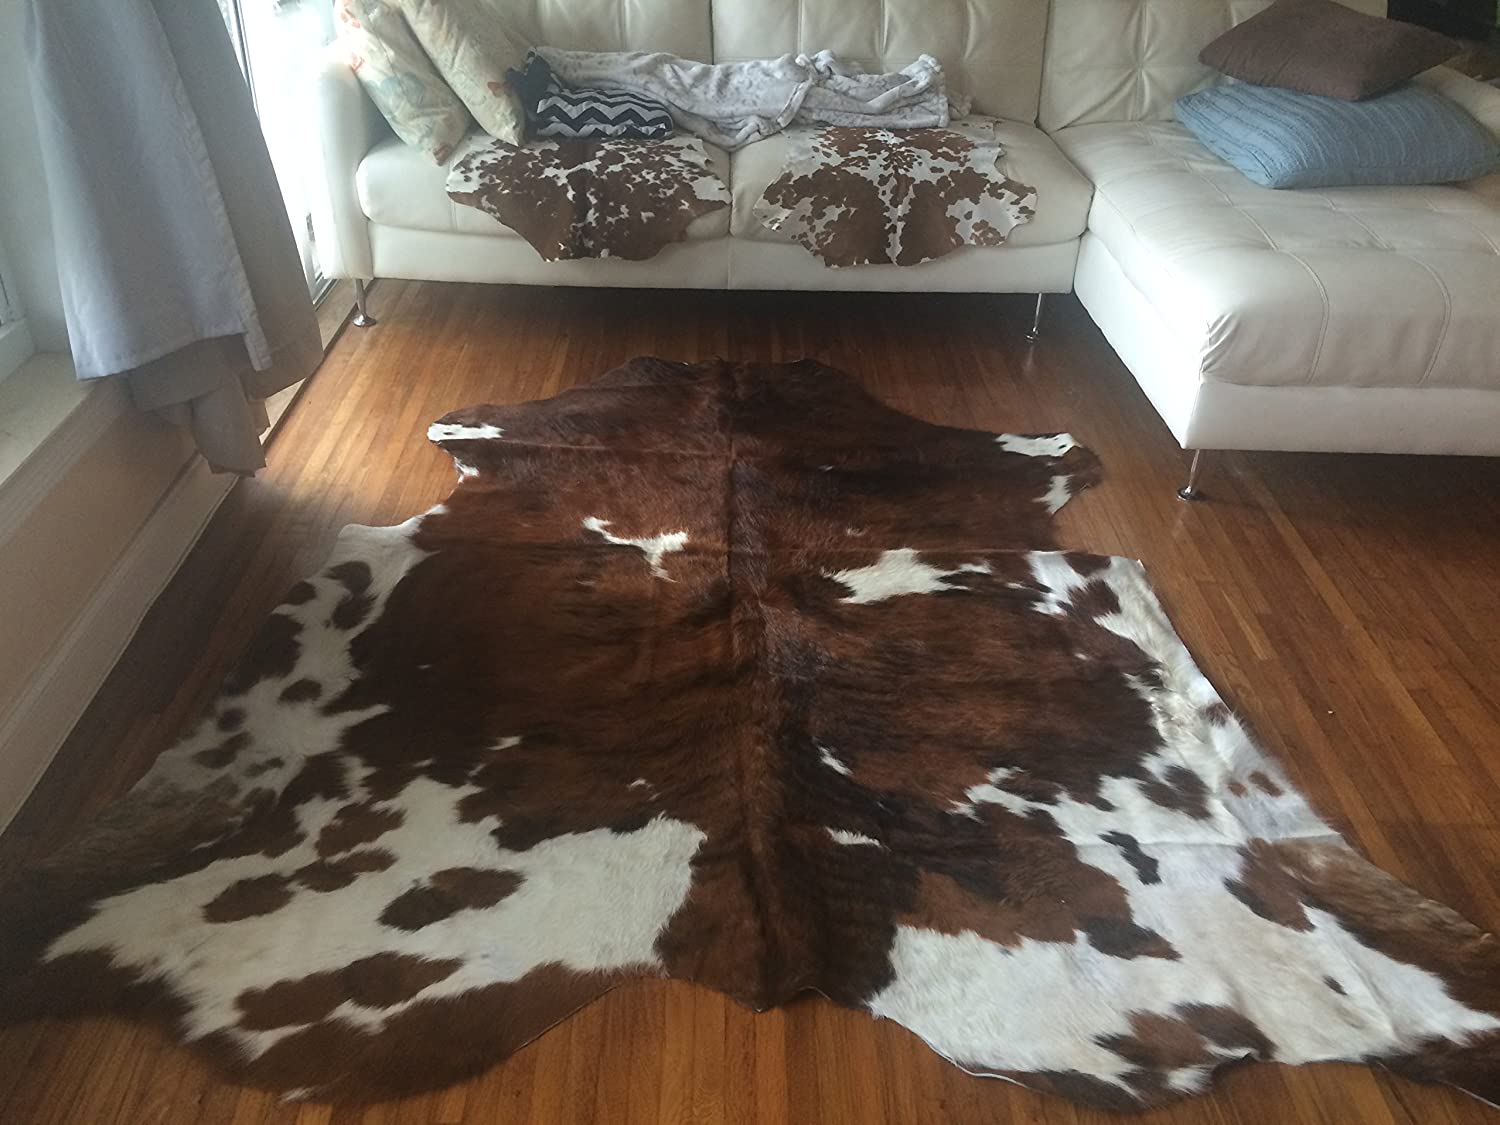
[1174,82,1500,189]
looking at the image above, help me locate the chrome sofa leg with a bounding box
[1177,450,1209,501]
[1025,293,1045,343]
[352,279,378,327]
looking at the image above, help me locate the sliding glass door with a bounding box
[217,0,335,299]
[0,238,33,384]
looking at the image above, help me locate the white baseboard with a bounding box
[0,455,235,830]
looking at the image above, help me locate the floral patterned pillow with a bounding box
[400,0,527,147]
[336,0,472,164]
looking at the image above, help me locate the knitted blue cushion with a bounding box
[1174,82,1500,189]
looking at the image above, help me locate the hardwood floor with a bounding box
[4,281,1500,1124]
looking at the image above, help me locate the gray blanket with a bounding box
[532,48,967,151]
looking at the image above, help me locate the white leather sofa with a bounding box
[311,0,1093,299]
[309,0,1500,478]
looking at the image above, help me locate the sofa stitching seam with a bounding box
[1142,125,1234,206]
[1131,0,1147,123]
[1278,251,1331,386]
[1409,255,1453,388]
[1334,208,1392,251]
[1424,197,1500,256]
[1332,192,1500,258]
[1226,203,1278,250]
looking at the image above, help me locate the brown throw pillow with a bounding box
[1199,0,1461,101]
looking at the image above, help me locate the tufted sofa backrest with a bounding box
[500,0,714,61]
[712,0,1052,124]
[447,0,1402,133]
[1039,0,1388,132]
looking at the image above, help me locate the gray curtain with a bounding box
[24,0,321,473]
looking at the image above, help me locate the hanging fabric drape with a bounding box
[24,0,321,473]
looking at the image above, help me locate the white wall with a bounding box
[0,0,68,352]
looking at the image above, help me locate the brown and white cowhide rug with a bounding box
[755,122,1038,267]
[2,359,1498,1110]
[447,136,729,261]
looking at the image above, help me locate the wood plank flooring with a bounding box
[3,281,1500,1124]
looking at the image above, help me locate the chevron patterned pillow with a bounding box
[509,54,674,140]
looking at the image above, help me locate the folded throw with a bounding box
[508,54,674,140]
[532,48,963,150]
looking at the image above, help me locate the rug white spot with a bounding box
[995,433,1075,458]
[818,745,852,776]
[1041,475,1073,514]
[428,422,505,442]
[828,828,883,847]
[583,517,688,580]
[826,548,991,605]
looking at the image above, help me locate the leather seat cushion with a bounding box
[728,117,1094,249]
[1054,121,1500,390]
[356,136,733,240]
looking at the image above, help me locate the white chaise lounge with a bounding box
[1042,0,1500,494]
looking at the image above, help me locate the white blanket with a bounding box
[532,48,966,151]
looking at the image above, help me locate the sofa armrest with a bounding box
[1414,65,1500,195]
[307,47,386,280]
